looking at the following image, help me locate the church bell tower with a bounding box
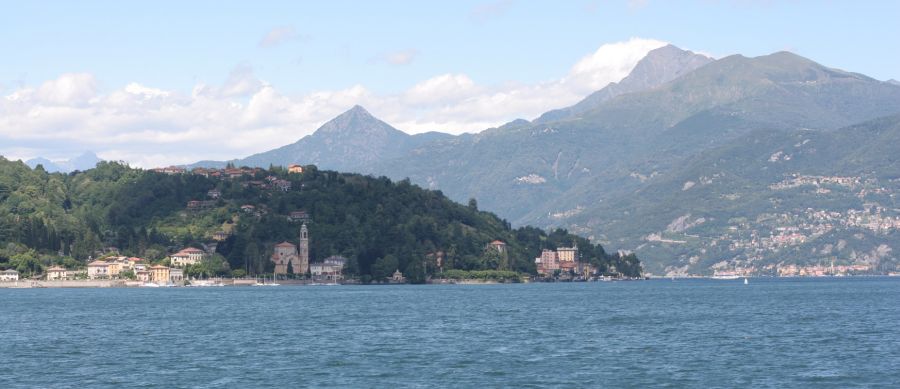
[298,223,310,275]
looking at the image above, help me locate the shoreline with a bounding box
[2,274,897,288]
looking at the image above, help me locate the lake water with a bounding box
[2,278,899,388]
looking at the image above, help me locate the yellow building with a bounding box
[288,164,304,174]
[149,265,170,284]
[557,245,578,263]
[106,261,122,278]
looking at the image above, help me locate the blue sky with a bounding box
[1,0,898,167]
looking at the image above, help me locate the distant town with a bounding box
[637,173,900,277]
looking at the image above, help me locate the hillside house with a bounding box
[169,247,205,267]
[288,210,310,222]
[274,179,292,192]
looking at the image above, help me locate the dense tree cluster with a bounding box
[0,157,641,279]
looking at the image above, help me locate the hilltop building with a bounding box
[489,240,507,253]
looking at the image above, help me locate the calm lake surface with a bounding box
[2,278,899,388]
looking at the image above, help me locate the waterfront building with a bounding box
[271,242,298,274]
[169,247,205,267]
[310,255,346,281]
[46,266,68,281]
[392,269,405,282]
[557,244,578,263]
[298,223,310,275]
[106,261,122,278]
[271,223,310,275]
[535,249,559,276]
[0,269,19,281]
[169,268,184,283]
[149,265,170,284]
[87,260,110,279]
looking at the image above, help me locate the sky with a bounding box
[1,0,898,168]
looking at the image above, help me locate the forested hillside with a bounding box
[0,158,640,280]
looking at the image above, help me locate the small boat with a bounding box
[141,282,160,288]
[711,275,740,280]
[744,278,749,285]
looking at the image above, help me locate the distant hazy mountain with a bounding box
[191,105,454,172]
[26,151,101,173]
[534,44,714,123]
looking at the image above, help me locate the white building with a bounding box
[46,266,68,280]
[169,247,205,267]
[0,269,19,281]
[87,260,110,279]
[310,255,346,281]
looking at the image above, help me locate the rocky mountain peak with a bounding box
[534,44,714,123]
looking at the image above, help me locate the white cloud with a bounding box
[35,73,98,106]
[220,64,265,97]
[259,26,296,48]
[404,74,479,106]
[1,38,668,167]
[564,37,667,93]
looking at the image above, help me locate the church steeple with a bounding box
[298,223,310,275]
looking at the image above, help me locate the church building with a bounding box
[271,223,310,275]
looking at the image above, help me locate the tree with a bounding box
[467,198,478,211]
[480,248,503,270]
[405,258,426,284]
[372,255,399,281]
[243,242,260,275]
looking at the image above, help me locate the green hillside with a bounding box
[0,158,640,280]
[574,115,900,274]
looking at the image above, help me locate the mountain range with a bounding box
[26,151,102,173]
[190,45,900,275]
